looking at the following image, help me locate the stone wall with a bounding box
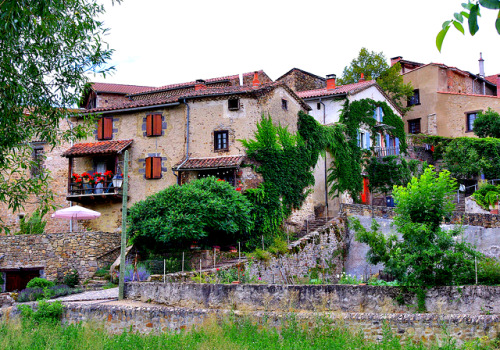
[125,283,500,315]
[0,231,120,281]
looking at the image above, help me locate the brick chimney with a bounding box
[391,56,402,67]
[358,73,365,83]
[497,74,500,97]
[326,74,336,90]
[195,79,207,91]
[252,72,260,87]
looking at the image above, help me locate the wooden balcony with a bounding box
[66,179,123,204]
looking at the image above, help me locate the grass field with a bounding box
[0,317,496,350]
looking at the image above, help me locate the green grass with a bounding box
[0,317,496,350]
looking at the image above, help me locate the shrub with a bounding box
[116,263,150,282]
[16,210,47,235]
[268,236,289,256]
[478,258,500,285]
[472,183,500,211]
[26,277,54,289]
[128,177,254,251]
[17,284,81,302]
[63,269,79,288]
[18,300,64,324]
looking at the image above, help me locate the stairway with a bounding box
[452,192,466,212]
[296,217,330,239]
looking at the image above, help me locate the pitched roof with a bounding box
[276,68,326,82]
[83,81,311,113]
[297,80,377,99]
[91,82,155,95]
[174,155,245,170]
[62,139,133,158]
[486,74,499,85]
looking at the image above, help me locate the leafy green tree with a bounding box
[128,177,254,252]
[338,48,414,115]
[352,167,480,288]
[473,108,500,138]
[437,0,500,51]
[0,0,116,231]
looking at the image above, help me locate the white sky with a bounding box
[94,0,500,87]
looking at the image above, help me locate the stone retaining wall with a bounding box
[0,231,120,281]
[341,203,500,228]
[124,283,500,315]
[2,303,497,346]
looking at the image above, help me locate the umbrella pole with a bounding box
[119,150,129,300]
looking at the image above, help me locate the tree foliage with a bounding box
[128,177,254,251]
[0,0,116,230]
[353,167,480,288]
[366,156,424,195]
[473,108,500,138]
[338,48,414,115]
[438,0,500,51]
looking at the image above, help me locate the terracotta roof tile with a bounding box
[62,139,133,158]
[297,80,376,99]
[174,155,245,170]
[133,75,240,96]
[91,83,154,95]
[486,74,499,85]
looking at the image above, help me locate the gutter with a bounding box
[173,99,190,182]
[302,93,346,102]
[77,102,181,117]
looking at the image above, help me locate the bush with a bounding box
[128,177,254,251]
[63,269,79,288]
[26,277,54,289]
[116,263,150,282]
[472,183,500,210]
[18,300,64,324]
[17,284,82,302]
[16,210,47,235]
[478,258,500,285]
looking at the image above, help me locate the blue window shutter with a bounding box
[373,109,377,120]
[395,137,400,155]
[380,107,384,123]
[385,134,390,149]
[365,132,370,149]
[357,130,360,146]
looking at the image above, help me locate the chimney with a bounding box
[195,79,206,91]
[358,73,365,83]
[391,56,402,67]
[497,74,500,97]
[326,74,336,90]
[479,52,485,78]
[252,71,260,87]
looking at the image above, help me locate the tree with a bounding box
[338,48,414,115]
[437,0,500,51]
[128,177,254,252]
[352,167,480,289]
[473,108,500,138]
[0,0,116,231]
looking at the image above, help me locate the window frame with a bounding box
[281,99,288,111]
[97,116,113,140]
[228,98,240,111]
[465,111,480,133]
[408,118,421,134]
[146,113,162,137]
[30,146,44,178]
[145,156,162,179]
[407,89,420,107]
[214,130,229,152]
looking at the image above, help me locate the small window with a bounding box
[317,103,321,110]
[407,89,420,106]
[358,132,365,148]
[145,157,162,179]
[97,116,113,140]
[31,147,44,177]
[228,98,240,111]
[214,130,229,151]
[281,99,288,111]
[408,119,421,134]
[146,114,162,136]
[466,112,477,132]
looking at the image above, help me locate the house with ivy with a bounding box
[277,70,403,215]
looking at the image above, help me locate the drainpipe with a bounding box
[66,115,74,233]
[173,99,190,183]
[319,98,328,219]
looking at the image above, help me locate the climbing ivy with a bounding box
[366,156,424,195]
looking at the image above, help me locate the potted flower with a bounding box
[88,176,96,186]
[96,176,106,185]
[104,170,114,179]
[190,241,200,250]
[81,172,90,183]
[229,246,237,253]
[485,191,499,214]
[71,173,80,182]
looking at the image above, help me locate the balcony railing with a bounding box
[373,147,399,157]
[67,179,123,203]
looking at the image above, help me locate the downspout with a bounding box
[173,99,190,183]
[319,98,328,219]
[65,115,74,233]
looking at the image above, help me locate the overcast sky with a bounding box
[94,0,500,87]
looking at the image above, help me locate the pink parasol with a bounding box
[51,205,101,220]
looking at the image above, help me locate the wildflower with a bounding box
[258,277,261,280]
[216,268,219,271]
[236,187,242,191]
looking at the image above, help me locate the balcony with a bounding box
[373,147,400,158]
[67,179,124,204]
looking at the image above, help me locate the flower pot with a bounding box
[231,281,240,284]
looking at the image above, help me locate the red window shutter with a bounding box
[103,117,113,140]
[97,118,104,140]
[145,157,152,179]
[152,157,162,178]
[153,114,162,136]
[146,114,153,136]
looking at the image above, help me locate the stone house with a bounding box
[278,70,403,214]
[392,55,500,137]
[62,72,310,232]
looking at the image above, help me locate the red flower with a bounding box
[216,268,219,271]
[217,179,222,181]
[235,187,241,191]
[104,170,113,178]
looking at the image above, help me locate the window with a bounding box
[408,119,421,134]
[281,99,288,111]
[358,132,365,148]
[97,116,113,140]
[317,103,321,110]
[214,130,229,151]
[146,114,162,136]
[31,147,44,177]
[466,112,477,132]
[228,98,240,111]
[145,157,162,179]
[407,89,420,106]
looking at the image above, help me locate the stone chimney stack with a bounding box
[195,79,207,91]
[326,74,336,90]
[390,56,402,67]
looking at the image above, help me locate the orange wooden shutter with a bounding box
[153,114,162,136]
[152,157,162,178]
[145,157,152,179]
[97,118,104,140]
[146,114,153,136]
[103,117,113,140]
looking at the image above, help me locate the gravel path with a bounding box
[54,287,118,303]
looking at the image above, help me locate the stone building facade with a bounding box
[276,68,326,92]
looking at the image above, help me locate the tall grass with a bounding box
[0,316,496,350]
